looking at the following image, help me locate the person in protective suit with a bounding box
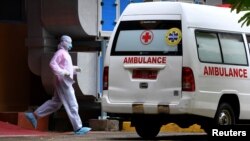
[25,35,91,135]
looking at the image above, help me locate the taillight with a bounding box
[103,66,109,90]
[182,67,195,91]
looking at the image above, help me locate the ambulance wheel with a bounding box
[134,121,161,139]
[215,103,235,125]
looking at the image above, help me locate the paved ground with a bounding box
[0,131,208,141]
[2,119,249,140]
[0,120,208,141]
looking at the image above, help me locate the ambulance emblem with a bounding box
[166,28,182,46]
[140,30,153,45]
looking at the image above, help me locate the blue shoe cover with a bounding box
[24,112,37,128]
[74,127,92,135]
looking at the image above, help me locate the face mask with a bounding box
[61,40,72,50]
[68,44,73,50]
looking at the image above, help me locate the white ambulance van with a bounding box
[102,1,250,138]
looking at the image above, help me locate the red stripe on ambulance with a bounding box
[203,66,247,78]
[123,57,167,64]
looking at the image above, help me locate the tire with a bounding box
[200,103,236,134]
[215,103,235,125]
[134,122,161,139]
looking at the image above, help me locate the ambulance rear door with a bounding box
[108,15,183,105]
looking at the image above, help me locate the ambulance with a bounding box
[102,1,250,138]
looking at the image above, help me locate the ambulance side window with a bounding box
[219,33,247,65]
[196,30,248,66]
[196,31,222,63]
[247,35,250,49]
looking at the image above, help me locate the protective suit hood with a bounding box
[58,35,73,50]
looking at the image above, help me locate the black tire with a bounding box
[200,103,236,134]
[215,103,235,125]
[134,122,161,139]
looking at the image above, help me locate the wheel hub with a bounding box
[218,110,231,125]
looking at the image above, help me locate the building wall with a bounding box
[206,0,222,5]
[0,23,30,111]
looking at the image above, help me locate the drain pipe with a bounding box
[99,39,108,120]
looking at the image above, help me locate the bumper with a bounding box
[101,93,191,114]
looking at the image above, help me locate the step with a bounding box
[0,112,49,131]
[89,119,119,131]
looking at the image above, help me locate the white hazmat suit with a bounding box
[25,35,91,135]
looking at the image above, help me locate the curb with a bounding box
[122,121,205,133]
